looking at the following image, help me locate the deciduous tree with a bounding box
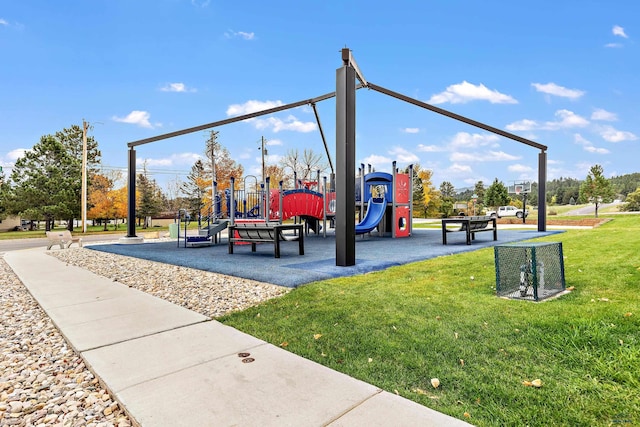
[621,187,640,212]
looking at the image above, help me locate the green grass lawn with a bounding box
[220,215,640,426]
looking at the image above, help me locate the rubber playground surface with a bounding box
[88,227,562,288]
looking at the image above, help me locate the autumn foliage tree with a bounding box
[87,172,128,230]
[87,174,116,230]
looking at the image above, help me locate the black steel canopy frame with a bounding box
[125,47,548,267]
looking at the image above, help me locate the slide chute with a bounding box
[355,197,386,235]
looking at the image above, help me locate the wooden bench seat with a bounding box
[228,222,304,258]
[46,230,83,250]
[441,216,497,245]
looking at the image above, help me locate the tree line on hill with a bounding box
[1,124,639,230]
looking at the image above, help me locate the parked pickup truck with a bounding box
[486,206,529,219]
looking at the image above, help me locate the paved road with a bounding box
[0,233,126,253]
[563,201,622,216]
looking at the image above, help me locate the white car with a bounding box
[486,206,528,219]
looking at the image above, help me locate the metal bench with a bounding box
[228,222,304,258]
[46,230,83,250]
[441,216,497,245]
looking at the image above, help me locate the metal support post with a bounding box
[335,62,356,266]
[538,151,547,232]
[126,148,137,237]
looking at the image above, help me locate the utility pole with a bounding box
[260,136,267,190]
[206,131,218,219]
[81,120,88,233]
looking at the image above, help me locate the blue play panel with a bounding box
[88,228,562,288]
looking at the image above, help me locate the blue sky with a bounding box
[1,1,638,191]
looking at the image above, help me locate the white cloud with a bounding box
[544,109,589,130]
[0,18,8,26]
[137,152,203,167]
[253,115,316,133]
[584,145,610,154]
[532,82,585,99]
[112,110,155,128]
[427,81,517,105]
[256,154,283,165]
[612,25,628,38]
[597,125,638,142]
[160,82,196,93]
[6,148,27,161]
[450,150,520,162]
[508,164,533,173]
[0,148,28,170]
[226,100,284,116]
[449,132,500,148]
[447,163,473,174]
[361,154,393,172]
[226,100,316,132]
[506,110,588,132]
[591,108,617,121]
[403,127,420,134]
[224,30,255,40]
[388,146,420,164]
[605,43,623,48]
[417,144,445,152]
[505,119,539,132]
[574,133,610,154]
[266,139,283,146]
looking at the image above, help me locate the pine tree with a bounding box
[485,178,510,208]
[137,167,163,228]
[4,125,100,231]
[181,159,208,218]
[579,164,615,218]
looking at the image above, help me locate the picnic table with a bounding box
[441,216,497,245]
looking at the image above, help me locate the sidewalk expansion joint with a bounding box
[321,388,384,426]
[77,318,214,353]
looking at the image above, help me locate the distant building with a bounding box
[0,215,22,232]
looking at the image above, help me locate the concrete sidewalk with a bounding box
[5,248,472,427]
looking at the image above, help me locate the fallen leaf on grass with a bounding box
[522,379,543,388]
[313,334,322,340]
[280,342,288,347]
[412,387,428,395]
[435,316,442,321]
[431,378,440,388]
[368,357,373,363]
[459,359,465,367]
[597,298,610,302]
[566,286,575,291]
[454,332,459,339]
[464,412,471,418]
[624,312,633,317]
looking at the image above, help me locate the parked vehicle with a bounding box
[486,206,528,219]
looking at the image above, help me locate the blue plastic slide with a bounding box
[355,196,387,235]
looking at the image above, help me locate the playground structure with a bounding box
[175,208,229,248]
[355,161,413,237]
[125,47,549,266]
[221,161,412,239]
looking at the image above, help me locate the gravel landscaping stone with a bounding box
[1,246,289,426]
